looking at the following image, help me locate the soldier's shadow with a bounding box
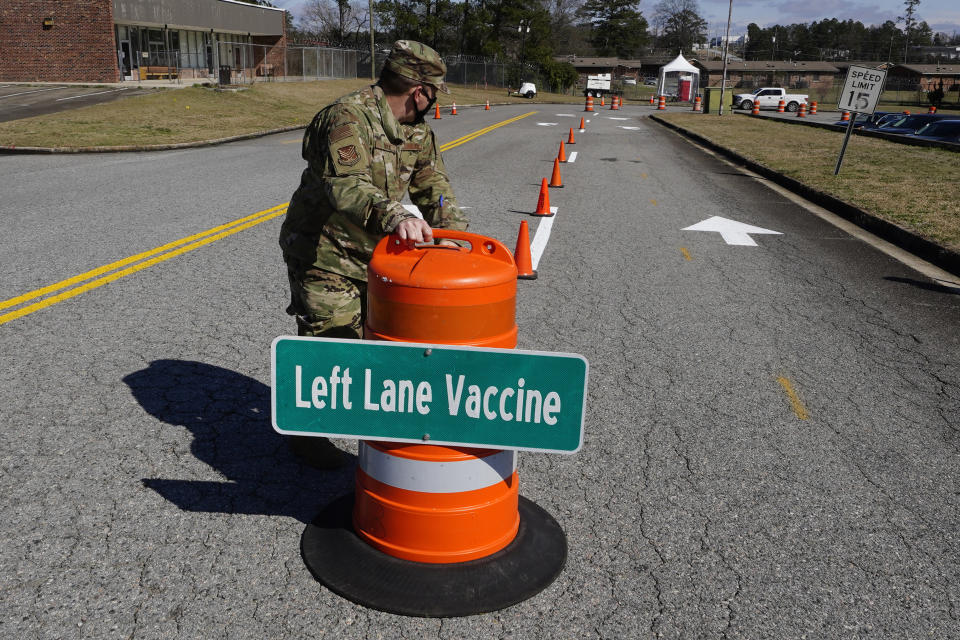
[125,359,355,524]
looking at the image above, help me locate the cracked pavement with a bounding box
[1,105,958,638]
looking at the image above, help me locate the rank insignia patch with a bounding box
[337,145,360,165]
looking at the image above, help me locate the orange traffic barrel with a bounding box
[302,230,566,616]
[692,96,702,111]
[353,442,519,563]
[365,230,518,348]
[777,99,785,113]
[841,110,850,121]
[584,95,594,112]
[810,101,818,115]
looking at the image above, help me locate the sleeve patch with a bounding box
[330,124,353,143]
[337,145,361,166]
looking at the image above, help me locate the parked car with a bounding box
[831,111,895,129]
[907,119,960,143]
[860,113,905,130]
[622,77,637,85]
[732,87,808,112]
[874,114,951,135]
[644,78,657,86]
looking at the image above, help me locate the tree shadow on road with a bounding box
[124,359,355,524]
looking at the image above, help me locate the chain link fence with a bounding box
[124,39,564,95]
[718,73,959,109]
[122,40,360,85]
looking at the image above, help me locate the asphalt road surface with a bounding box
[1,103,958,639]
[0,84,156,124]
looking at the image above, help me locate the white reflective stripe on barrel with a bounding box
[358,443,517,494]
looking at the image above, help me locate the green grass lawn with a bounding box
[656,112,960,252]
[0,80,588,149]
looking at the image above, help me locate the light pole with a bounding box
[518,20,531,75]
[718,0,733,115]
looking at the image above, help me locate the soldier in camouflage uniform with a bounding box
[279,40,468,468]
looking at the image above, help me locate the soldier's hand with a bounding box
[395,218,434,247]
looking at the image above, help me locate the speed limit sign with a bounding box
[837,65,887,114]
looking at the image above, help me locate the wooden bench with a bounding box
[139,66,179,80]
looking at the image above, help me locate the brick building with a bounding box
[556,56,671,86]
[0,0,286,83]
[692,60,840,91]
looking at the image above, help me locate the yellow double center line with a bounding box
[0,112,537,327]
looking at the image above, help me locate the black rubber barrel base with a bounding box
[301,493,567,617]
[518,271,538,280]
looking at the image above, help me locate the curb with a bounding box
[650,114,960,278]
[0,124,308,154]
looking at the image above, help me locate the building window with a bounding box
[813,72,820,81]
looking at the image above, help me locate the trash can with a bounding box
[218,65,231,86]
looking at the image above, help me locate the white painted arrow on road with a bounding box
[682,216,782,246]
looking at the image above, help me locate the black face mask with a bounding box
[413,89,436,124]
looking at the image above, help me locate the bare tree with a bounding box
[652,0,707,53]
[301,0,370,47]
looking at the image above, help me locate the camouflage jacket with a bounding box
[278,85,468,281]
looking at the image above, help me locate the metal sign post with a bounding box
[834,65,888,176]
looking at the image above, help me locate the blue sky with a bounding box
[270,0,959,40]
[697,0,958,39]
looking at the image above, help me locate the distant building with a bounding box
[556,55,670,84]
[692,60,840,91]
[888,63,960,93]
[0,0,287,83]
[910,46,960,61]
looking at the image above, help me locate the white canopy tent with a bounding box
[656,52,701,102]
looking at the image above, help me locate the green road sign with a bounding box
[272,337,588,454]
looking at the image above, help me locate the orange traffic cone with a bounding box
[534,178,553,217]
[567,127,576,144]
[649,95,655,106]
[558,140,567,163]
[549,157,564,188]
[903,110,911,115]
[433,103,441,119]
[579,116,585,130]
[928,105,936,114]
[451,102,458,115]
[600,95,605,106]
[485,100,491,110]
[515,221,536,280]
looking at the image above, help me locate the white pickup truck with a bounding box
[733,87,808,112]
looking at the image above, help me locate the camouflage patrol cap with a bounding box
[385,40,450,94]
